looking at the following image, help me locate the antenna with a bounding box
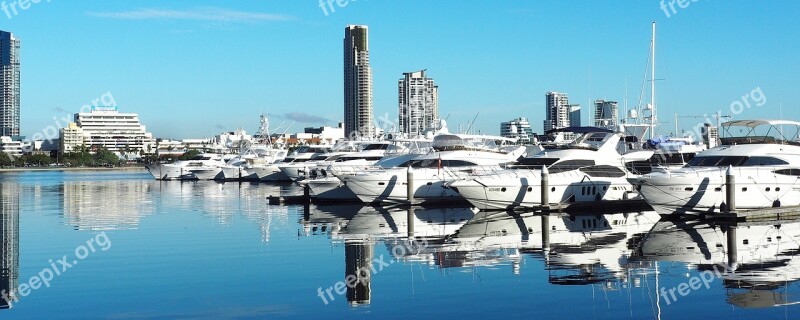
[465,112,480,134]
[649,21,657,140]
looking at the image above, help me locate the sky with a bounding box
[2,0,799,139]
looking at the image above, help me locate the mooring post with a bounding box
[541,165,549,207]
[725,165,736,213]
[407,166,415,204]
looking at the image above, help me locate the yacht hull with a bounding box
[341,168,466,204]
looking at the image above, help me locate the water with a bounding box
[0,170,798,319]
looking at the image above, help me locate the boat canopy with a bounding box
[545,126,613,135]
[432,134,516,152]
[721,119,800,145]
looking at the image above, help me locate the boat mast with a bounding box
[649,21,657,140]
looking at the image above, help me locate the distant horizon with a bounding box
[3,0,798,140]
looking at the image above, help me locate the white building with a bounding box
[60,122,84,153]
[0,136,22,157]
[500,117,535,144]
[593,99,619,130]
[73,107,155,154]
[398,70,438,135]
[544,91,571,132]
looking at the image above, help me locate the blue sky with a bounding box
[3,0,799,139]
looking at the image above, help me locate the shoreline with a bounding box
[0,166,147,173]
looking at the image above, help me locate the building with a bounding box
[343,25,374,139]
[0,31,20,137]
[0,136,22,157]
[544,91,571,132]
[398,70,438,135]
[593,99,619,130]
[72,107,155,154]
[304,122,345,143]
[569,104,582,127]
[500,117,535,143]
[60,122,84,153]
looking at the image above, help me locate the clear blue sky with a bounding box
[4,0,799,139]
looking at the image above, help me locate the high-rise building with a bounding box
[500,117,535,143]
[0,31,20,137]
[544,92,571,132]
[343,25,374,139]
[593,99,619,130]
[398,70,438,135]
[569,104,581,127]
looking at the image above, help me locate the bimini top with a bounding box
[723,119,800,128]
[432,134,517,152]
[545,126,614,135]
[721,119,800,146]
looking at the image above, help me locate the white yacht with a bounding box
[340,134,525,204]
[278,140,369,182]
[186,153,237,180]
[145,153,228,180]
[220,115,289,180]
[303,138,434,201]
[448,129,653,210]
[250,145,332,181]
[629,120,800,216]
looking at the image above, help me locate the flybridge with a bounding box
[431,134,517,153]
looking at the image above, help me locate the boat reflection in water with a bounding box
[636,218,800,308]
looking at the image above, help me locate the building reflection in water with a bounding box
[344,239,373,306]
[63,180,153,230]
[0,182,19,310]
[637,219,800,308]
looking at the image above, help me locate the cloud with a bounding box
[284,112,333,124]
[87,7,293,23]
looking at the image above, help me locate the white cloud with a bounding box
[87,7,293,23]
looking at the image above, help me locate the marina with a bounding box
[1,170,800,318]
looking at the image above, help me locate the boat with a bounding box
[302,138,433,201]
[629,120,800,216]
[339,133,526,204]
[220,115,289,180]
[447,128,653,210]
[251,144,333,181]
[145,153,228,180]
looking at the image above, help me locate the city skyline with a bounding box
[2,1,799,139]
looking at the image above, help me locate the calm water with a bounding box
[0,170,798,319]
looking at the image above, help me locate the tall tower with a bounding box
[593,99,619,130]
[0,31,20,137]
[398,70,438,135]
[544,92,570,132]
[343,25,374,139]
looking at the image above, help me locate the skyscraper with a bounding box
[343,25,374,139]
[398,70,438,135]
[0,31,20,137]
[544,91,570,132]
[593,99,619,130]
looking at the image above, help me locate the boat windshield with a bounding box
[362,143,390,151]
[686,156,788,167]
[432,134,516,152]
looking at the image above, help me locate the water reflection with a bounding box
[637,219,800,308]
[0,182,19,309]
[63,180,154,230]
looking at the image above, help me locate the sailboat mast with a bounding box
[650,21,657,140]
